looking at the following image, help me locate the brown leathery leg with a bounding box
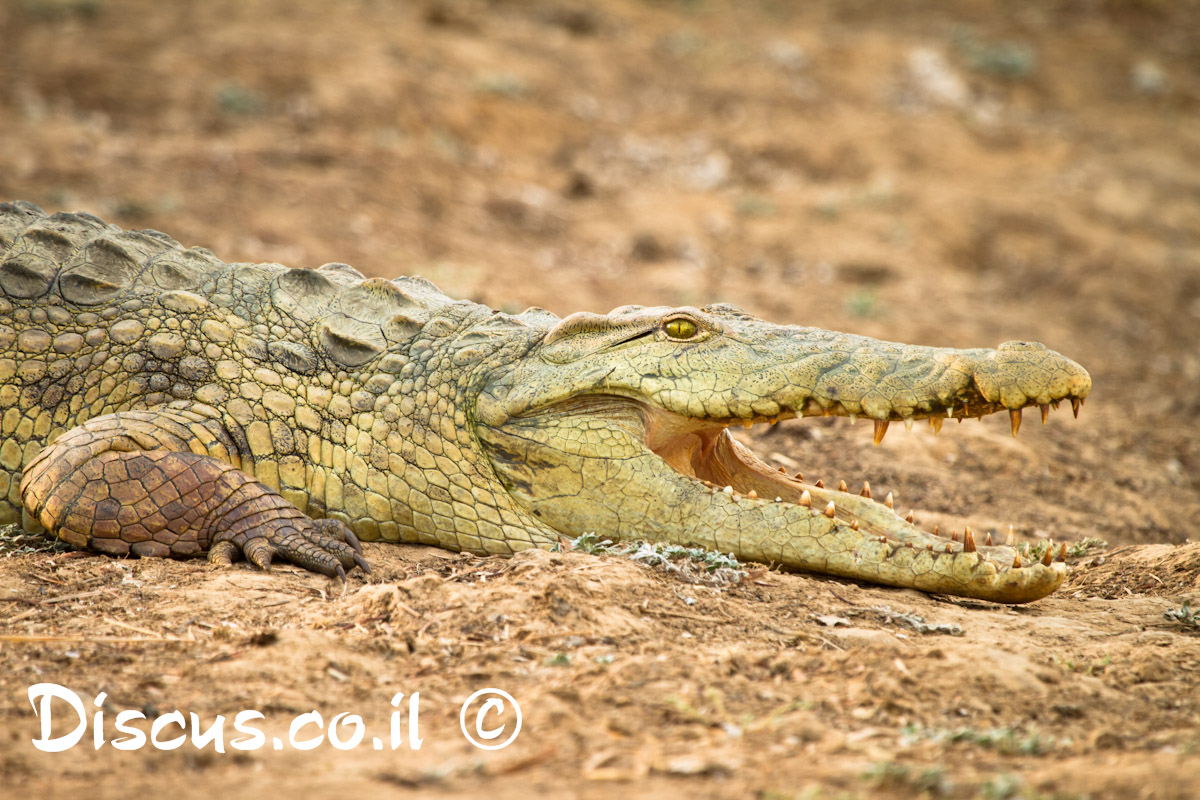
[19,409,369,578]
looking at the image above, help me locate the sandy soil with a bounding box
[1,1,1199,797]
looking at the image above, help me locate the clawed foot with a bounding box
[208,517,371,580]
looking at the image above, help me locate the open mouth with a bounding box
[640,395,1083,567]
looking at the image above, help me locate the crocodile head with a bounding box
[475,303,1091,603]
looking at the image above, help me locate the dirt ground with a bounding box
[1,0,1199,797]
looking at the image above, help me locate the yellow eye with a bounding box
[664,318,699,340]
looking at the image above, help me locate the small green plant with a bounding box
[736,194,777,218]
[21,0,102,20]
[954,31,1037,80]
[1065,538,1108,558]
[472,73,530,98]
[901,723,1061,756]
[1055,653,1111,676]
[979,773,1022,800]
[862,762,950,795]
[557,534,745,583]
[215,83,268,117]
[0,523,70,557]
[845,289,878,319]
[1164,602,1198,629]
[560,532,622,555]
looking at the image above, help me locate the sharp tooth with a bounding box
[905,510,915,524]
[905,542,913,548]
[743,420,753,429]
[963,402,970,417]
[932,524,940,536]
[824,501,836,518]
[964,527,976,552]
[723,485,734,494]
[884,492,894,509]
[1052,399,1061,410]
[778,466,787,474]
[747,490,758,499]
[1071,398,1081,418]
[1042,541,1054,566]
[703,480,713,487]
[945,543,953,553]
[838,479,848,493]
[861,481,872,498]
[1057,543,1068,562]
[873,419,890,445]
[1006,525,1015,546]
[849,413,857,424]
[794,471,804,481]
[930,416,943,435]
[851,520,859,531]
[769,416,779,426]
[926,544,934,551]
[1040,404,1050,424]
[985,531,994,547]
[951,530,959,542]
[903,418,913,433]
[815,479,825,489]
[799,490,812,507]
[1010,408,1022,437]
[1013,554,1022,568]
[775,496,782,502]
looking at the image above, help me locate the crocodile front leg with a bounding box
[18,405,369,579]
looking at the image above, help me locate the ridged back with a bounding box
[0,202,476,368]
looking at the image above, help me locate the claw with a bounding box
[208,540,239,567]
[343,526,363,555]
[245,538,275,572]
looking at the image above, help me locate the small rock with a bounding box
[1131,60,1170,95]
[906,48,970,109]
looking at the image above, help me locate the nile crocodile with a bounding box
[0,201,1091,603]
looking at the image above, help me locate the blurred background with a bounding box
[1,0,1198,548]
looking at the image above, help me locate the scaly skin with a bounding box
[0,202,1091,602]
